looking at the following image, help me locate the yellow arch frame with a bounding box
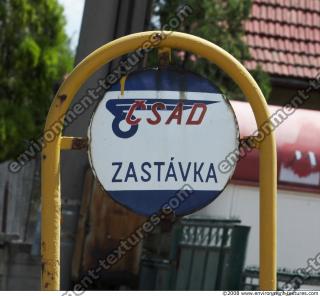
[41,31,277,290]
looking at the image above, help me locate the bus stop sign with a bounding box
[88,68,239,216]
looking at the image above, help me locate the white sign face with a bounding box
[88,69,239,216]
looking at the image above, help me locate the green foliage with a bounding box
[152,0,271,100]
[0,0,73,161]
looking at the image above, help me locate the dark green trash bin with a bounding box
[139,217,250,290]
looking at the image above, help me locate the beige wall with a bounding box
[195,184,320,270]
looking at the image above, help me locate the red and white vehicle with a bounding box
[198,100,320,271]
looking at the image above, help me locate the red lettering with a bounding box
[125,100,146,125]
[165,102,183,125]
[186,103,207,125]
[147,102,166,125]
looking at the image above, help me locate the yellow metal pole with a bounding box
[41,118,61,290]
[41,31,276,290]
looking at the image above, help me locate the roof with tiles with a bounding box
[244,0,320,79]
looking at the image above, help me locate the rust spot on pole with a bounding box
[58,94,67,104]
[72,137,88,150]
[154,33,162,41]
[61,137,88,150]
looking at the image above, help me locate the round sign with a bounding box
[88,68,239,216]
